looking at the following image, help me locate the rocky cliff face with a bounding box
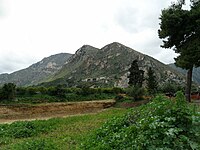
[168,64,200,85]
[0,53,72,86]
[43,42,185,87]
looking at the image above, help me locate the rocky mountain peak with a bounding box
[75,45,98,55]
[67,45,99,65]
[101,42,125,51]
[44,42,186,87]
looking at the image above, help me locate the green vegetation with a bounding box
[160,82,184,95]
[158,1,200,102]
[128,59,144,87]
[126,59,146,101]
[0,84,123,104]
[146,67,158,95]
[126,86,145,101]
[0,108,128,150]
[0,83,16,100]
[81,92,200,149]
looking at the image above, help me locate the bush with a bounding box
[81,92,200,149]
[16,87,27,96]
[160,82,184,94]
[115,94,124,101]
[46,86,66,98]
[27,87,37,95]
[112,87,124,94]
[0,120,57,139]
[38,86,48,95]
[77,87,98,96]
[126,86,145,101]
[0,83,16,100]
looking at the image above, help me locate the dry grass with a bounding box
[0,100,115,124]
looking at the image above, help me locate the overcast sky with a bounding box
[0,0,190,74]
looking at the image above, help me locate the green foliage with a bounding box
[0,83,16,100]
[1,86,123,104]
[146,67,158,95]
[37,86,48,95]
[77,87,97,96]
[126,86,145,101]
[0,108,128,149]
[54,85,66,98]
[12,89,116,104]
[27,87,37,95]
[16,87,27,96]
[46,85,66,98]
[0,120,57,139]
[128,60,144,87]
[158,1,200,66]
[9,139,58,150]
[158,1,200,101]
[81,92,200,149]
[160,82,183,94]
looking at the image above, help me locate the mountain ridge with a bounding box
[0,53,72,86]
[0,42,191,88]
[168,63,200,85]
[42,42,185,87]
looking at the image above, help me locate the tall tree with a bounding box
[158,0,200,102]
[146,67,158,95]
[1,83,16,100]
[128,60,144,87]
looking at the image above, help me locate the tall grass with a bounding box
[0,108,128,150]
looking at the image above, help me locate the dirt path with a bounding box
[0,99,115,124]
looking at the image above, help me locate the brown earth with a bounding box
[0,99,115,124]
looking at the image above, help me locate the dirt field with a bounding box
[0,99,115,124]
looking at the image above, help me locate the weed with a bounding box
[81,92,200,149]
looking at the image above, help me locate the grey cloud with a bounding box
[115,0,171,33]
[114,0,175,64]
[138,38,176,64]
[115,8,141,33]
[0,63,17,74]
[0,0,5,17]
[0,54,36,74]
[154,50,178,64]
[140,33,164,55]
[0,1,2,16]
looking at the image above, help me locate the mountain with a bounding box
[42,42,185,87]
[0,53,72,86]
[168,64,200,85]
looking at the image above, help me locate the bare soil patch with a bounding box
[0,99,115,124]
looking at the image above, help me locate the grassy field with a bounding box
[0,108,129,150]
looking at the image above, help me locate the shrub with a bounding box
[101,88,113,94]
[81,92,200,149]
[126,86,145,101]
[1,83,16,100]
[38,86,48,95]
[160,82,184,94]
[0,120,57,139]
[115,94,124,101]
[112,87,124,94]
[27,87,37,95]
[16,87,27,96]
[46,86,66,98]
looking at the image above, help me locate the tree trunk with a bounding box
[185,67,193,102]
